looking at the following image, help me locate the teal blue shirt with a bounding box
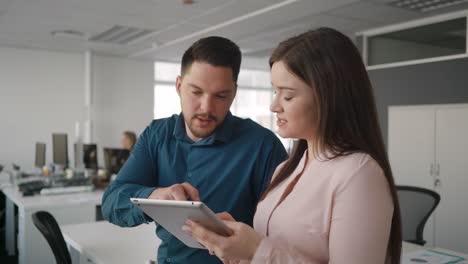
[102,112,287,264]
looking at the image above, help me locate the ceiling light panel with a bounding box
[89,25,155,45]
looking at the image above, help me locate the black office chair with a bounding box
[31,211,71,264]
[396,185,440,246]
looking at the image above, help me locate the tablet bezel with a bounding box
[130,198,232,249]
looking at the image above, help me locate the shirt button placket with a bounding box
[187,146,194,180]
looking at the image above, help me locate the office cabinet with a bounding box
[388,104,468,253]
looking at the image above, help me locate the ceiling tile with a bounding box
[150,23,208,44]
[368,0,395,3]
[188,0,285,26]
[237,39,272,54]
[236,14,370,56]
[328,1,423,24]
[207,0,360,40]
[0,0,13,16]
[0,0,462,60]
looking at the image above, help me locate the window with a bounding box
[154,61,293,150]
[232,89,272,128]
[233,69,272,129]
[360,13,468,70]
[154,84,180,119]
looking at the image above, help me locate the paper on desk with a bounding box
[402,249,465,264]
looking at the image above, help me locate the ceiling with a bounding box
[0,0,467,66]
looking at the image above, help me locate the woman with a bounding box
[120,130,137,151]
[183,28,402,264]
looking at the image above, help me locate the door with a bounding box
[388,107,436,188]
[434,106,468,253]
[388,106,436,246]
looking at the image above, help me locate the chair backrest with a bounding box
[31,211,72,264]
[396,185,440,245]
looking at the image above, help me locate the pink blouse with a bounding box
[250,151,394,263]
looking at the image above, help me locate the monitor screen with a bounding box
[74,143,98,169]
[103,148,130,174]
[52,133,68,166]
[35,142,46,168]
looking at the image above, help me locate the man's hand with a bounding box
[148,182,200,201]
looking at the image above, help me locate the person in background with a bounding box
[102,36,288,264]
[120,130,137,151]
[184,28,402,264]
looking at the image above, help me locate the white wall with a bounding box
[0,46,85,172]
[0,47,154,172]
[93,55,153,167]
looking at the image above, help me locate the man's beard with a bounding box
[187,113,219,138]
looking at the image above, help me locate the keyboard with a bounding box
[40,185,94,195]
[52,177,91,187]
[18,180,49,196]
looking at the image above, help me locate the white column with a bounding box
[84,50,94,143]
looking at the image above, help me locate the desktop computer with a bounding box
[34,142,46,169]
[52,133,68,169]
[74,143,98,170]
[103,148,130,175]
[16,135,97,196]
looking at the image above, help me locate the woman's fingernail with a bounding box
[185,219,194,226]
[182,226,192,236]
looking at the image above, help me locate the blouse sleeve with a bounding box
[328,157,394,264]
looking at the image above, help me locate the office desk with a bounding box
[1,185,103,264]
[62,221,160,264]
[61,220,468,264]
[403,242,468,263]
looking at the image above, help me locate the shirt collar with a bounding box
[173,114,186,141]
[211,111,234,143]
[173,112,234,145]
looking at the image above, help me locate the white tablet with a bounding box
[130,198,232,249]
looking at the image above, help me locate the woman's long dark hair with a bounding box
[262,28,401,264]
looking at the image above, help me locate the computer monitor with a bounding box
[35,142,46,168]
[103,148,130,174]
[74,143,98,169]
[52,133,68,167]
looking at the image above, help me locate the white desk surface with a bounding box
[61,220,468,264]
[403,242,468,263]
[1,185,103,210]
[62,221,160,264]
[0,173,10,187]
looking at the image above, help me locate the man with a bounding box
[102,36,287,264]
